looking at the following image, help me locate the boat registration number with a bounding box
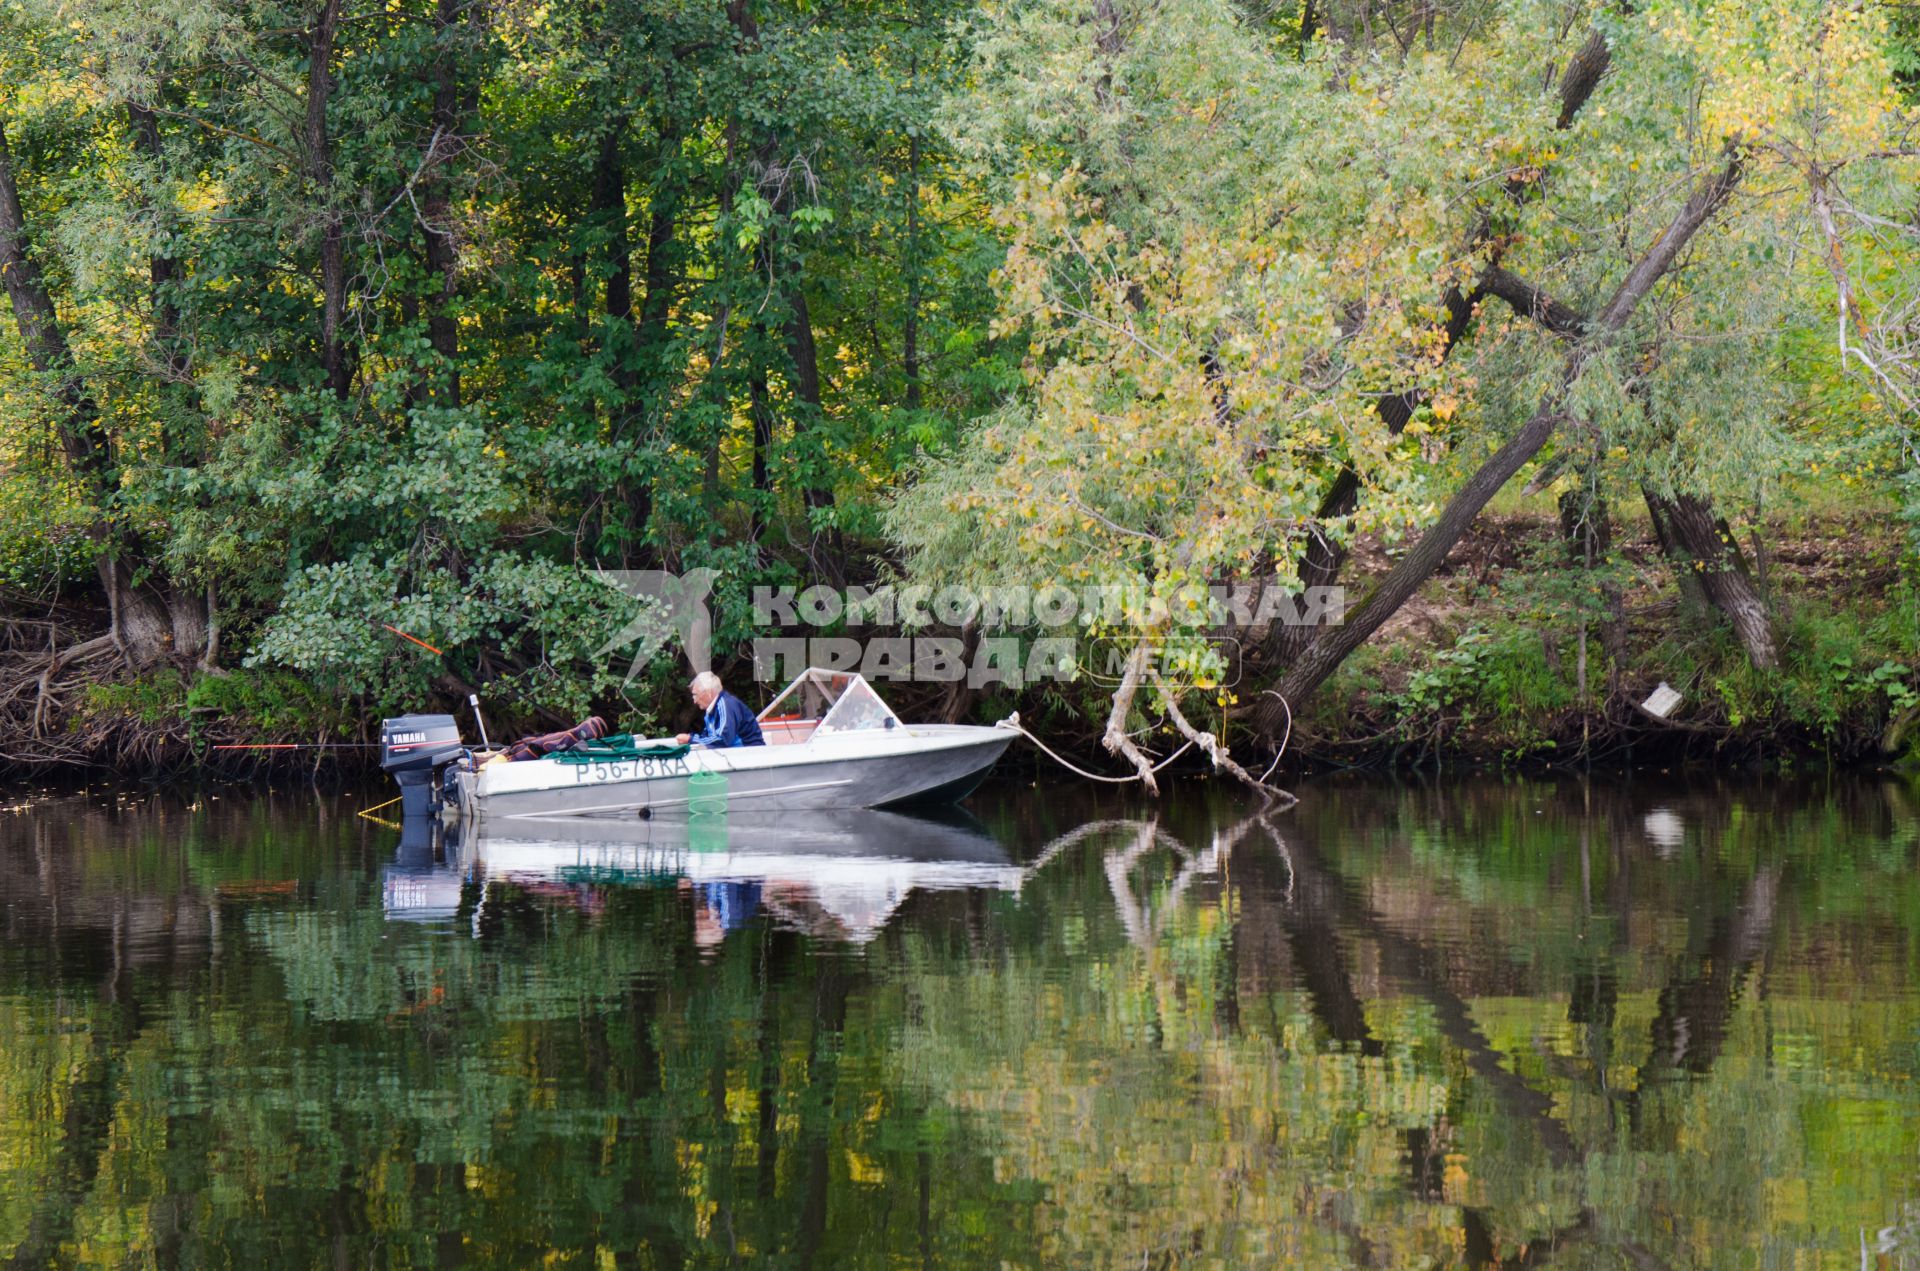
[572,754,693,782]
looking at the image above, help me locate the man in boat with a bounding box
[675,671,766,748]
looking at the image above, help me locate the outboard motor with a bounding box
[380,714,464,817]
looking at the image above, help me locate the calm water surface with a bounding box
[2,775,1919,1268]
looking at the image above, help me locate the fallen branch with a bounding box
[1101,639,1164,793]
[1148,667,1298,807]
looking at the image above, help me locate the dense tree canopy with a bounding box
[0,0,1914,769]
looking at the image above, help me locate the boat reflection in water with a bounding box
[382,807,1025,945]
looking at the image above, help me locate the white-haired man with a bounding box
[675,671,765,749]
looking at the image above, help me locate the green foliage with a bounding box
[247,551,653,719]
[888,0,1916,747]
[0,0,1912,758]
[1385,626,1574,755]
[81,668,186,726]
[0,473,95,589]
[0,0,1008,719]
[183,668,354,737]
[81,666,354,739]
[1708,603,1920,739]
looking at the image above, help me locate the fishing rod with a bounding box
[211,742,383,750]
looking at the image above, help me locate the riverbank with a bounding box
[1284,501,1918,771]
[6,502,1916,780]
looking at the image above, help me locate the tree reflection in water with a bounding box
[0,777,1916,1267]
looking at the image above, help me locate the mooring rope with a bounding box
[993,715,1193,784]
[1257,691,1293,786]
[356,793,405,828]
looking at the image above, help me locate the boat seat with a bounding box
[759,718,819,746]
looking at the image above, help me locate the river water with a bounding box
[1,775,1917,1267]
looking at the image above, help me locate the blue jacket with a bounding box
[690,690,765,748]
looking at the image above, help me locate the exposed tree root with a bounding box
[0,612,344,779]
[32,636,115,737]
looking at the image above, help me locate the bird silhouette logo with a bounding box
[591,569,719,684]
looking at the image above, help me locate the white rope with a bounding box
[1258,690,1294,785]
[1148,741,1194,773]
[995,715,1192,784]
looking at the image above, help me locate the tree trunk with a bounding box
[784,288,828,501]
[1268,285,1481,664]
[1267,21,1619,663]
[99,560,211,669]
[0,116,208,667]
[1092,0,1125,102]
[1559,486,1627,680]
[637,118,680,349]
[111,572,211,669]
[418,0,471,407]
[903,131,922,410]
[633,122,678,532]
[1555,29,1614,131]
[1275,406,1567,707]
[1265,154,1744,714]
[1643,487,1779,669]
[0,121,108,486]
[785,287,843,583]
[306,0,351,399]
[749,368,773,546]
[726,0,838,578]
[626,111,682,557]
[570,250,589,340]
[590,116,654,558]
[127,93,219,668]
[593,129,633,329]
[1483,245,1779,679]
[1642,484,1711,615]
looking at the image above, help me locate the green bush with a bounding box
[1693,602,1918,740]
[184,668,354,737]
[0,474,98,591]
[1385,626,1575,755]
[82,667,354,739]
[82,670,187,727]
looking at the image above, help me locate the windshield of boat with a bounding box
[755,669,901,735]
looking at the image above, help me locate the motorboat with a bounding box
[381,807,1027,944]
[380,667,1015,823]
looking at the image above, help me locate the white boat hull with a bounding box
[446,724,1013,823]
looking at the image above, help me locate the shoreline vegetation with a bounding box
[9,499,1915,781]
[0,0,1915,791]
